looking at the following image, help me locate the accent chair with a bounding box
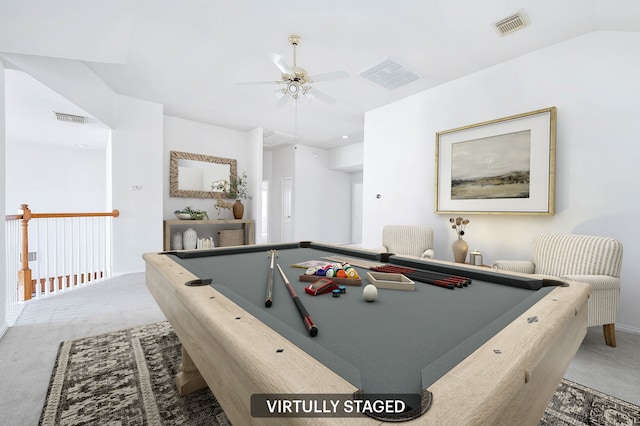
[492,233,623,347]
[377,225,434,259]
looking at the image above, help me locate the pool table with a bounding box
[143,241,590,425]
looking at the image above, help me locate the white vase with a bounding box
[183,228,197,250]
[172,232,183,250]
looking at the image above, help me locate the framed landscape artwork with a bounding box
[435,107,556,215]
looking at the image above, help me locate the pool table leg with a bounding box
[176,346,208,396]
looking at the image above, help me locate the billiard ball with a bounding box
[363,284,377,302]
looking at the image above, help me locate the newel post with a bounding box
[18,204,33,301]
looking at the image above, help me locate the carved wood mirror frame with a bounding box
[169,150,238,198]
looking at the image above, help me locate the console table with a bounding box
[163,219,254,250]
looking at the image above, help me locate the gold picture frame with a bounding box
[435,107,556,215]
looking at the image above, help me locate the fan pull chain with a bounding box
[294,98,298,143]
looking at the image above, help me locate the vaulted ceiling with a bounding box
[2,0,639,150]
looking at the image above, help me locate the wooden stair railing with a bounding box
[15,204,120,301]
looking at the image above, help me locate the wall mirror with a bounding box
[169,150,238,198]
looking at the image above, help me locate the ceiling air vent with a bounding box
[494,11,529,36]
[357,56,421,91]
[54,111,87,124]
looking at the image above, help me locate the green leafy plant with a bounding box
[174,206,209,220]
[212,171,252,200]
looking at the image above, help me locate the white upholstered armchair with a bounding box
[376,225,434,259]
[492,233,623,347]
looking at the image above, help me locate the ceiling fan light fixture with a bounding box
[283,81,313,100]
[241,34,345,106]
[286,82,300,97]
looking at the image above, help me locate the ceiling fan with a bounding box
[237,34,349,107]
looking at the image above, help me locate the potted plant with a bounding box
[212,171,252,219]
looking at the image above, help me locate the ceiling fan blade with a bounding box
[275,91,291,108]
[270,54,293,75]
[236,80,282,86]
[309,70,349,83]
[307,87,337,105]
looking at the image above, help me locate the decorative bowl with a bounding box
[175,213,193,220]
[190,212,208,220]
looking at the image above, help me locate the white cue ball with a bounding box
[363,284,378,302]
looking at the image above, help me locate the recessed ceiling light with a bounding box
[342,135,349,139]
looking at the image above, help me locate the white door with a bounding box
[281,177,293,241]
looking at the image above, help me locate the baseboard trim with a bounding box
[615,324,640,335]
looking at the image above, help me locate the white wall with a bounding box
[163,115,253,221]
[247,127,264,243]
[5,142,106,213]
[262,150,273,243]
[1,54,116,128]
[269,145,295,242]
[363,31,640,332]
[266,144,353,244]
[294,145,352,243]
[0,61,7,335]
[110,95,164,274]
[329,142,364,171]
[0,55,165,275]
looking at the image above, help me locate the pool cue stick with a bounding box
[414,271,470,287]
[407,271,465,287]
[406,270,471,288]
[265,250,277,307]
[404,272,455,289]
[373,265,471,287]
[276,264,318,337]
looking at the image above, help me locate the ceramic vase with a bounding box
[172,232,183,250]
[232,200,244,219]
[452,236,469,263]
[183,228,197,250]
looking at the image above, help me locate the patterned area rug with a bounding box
[40,321,640,425]
[39,321,229,425]
[540,379,640,426]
